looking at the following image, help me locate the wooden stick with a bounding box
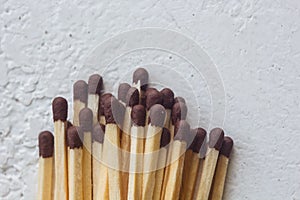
[67,126,83,200]
[163,120,189,200]
[128,105,146,200]
[88,74,103,126]
[160,88,174,129]
[52,97,68,200]
[132,67,149,104]
[142,104,166,200]
[209,137,233,200]
[152,128,171,200]
[38,131,54,200]
[79,108,93,200]
[194,128,224,200]
[73,80,88,126]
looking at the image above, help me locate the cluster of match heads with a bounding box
[37,68,234,200]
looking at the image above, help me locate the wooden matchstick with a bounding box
[52,97,68,200]
[127,104,146,200]
[142,104,166,200]
[209,136,234,200]
[79,108,93,200]
[181,128,206,200]
[67,126,83,200]
[88,74,103,126]
[38,131,54,200]
[98,93,112,125]
[160,88,174,129]
[103,96,125,200]
[132,67,149,104]
[194,128,224,200]
[163,120,190,200]
[152,128,171,200]
[73,80,88,126]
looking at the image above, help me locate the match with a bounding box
[132,67,149,104]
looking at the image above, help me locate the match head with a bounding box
[208,128,225,150]
[174,96,186,104]
[67,126,83,149]
[38,131,54,158]
[118,83,131,103]
[104,95,125,125]
[160,88,174,109]
[126,87,139,107]
[88,74,103,95]
[73,80,88,103]
[52,97,68,122]
[174,120,190,141]
[131,104,146,126]
[149,104,166,127]
[146,88,163,110]
[160,128,171,148]
[99,93,112,116]
[79,108,93,132]
[190,128,207,153]
[220,136,234,158]
[171,102,187,125]
[133,67,149,91]
[93,124,105,143]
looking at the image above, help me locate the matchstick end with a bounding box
[79,108,93,132]
[220,136,234,158]
[160,128,171,148]
[52,97,68,122]
[93,124,105,143]
[38,131,54,158]
[133,67,149,91]
[131,104,146,126]
[149,104,166,127]
[118,83,131,103]
[161,88,175,109]
[146,88,163,110]
[126,87,139,107]
[209,128,225,150]
[67,126,83,149]
[88,74,103,94]
[73,80,88,103]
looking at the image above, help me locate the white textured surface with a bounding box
[1,0,300,199]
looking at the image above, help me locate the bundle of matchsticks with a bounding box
[37,68,234,200]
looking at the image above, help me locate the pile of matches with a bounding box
[37,68,234,200]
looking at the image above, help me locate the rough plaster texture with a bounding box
[0,0,300,199]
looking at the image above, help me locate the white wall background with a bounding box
[1,0,300,199]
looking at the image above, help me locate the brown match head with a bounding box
[174,120,190,141]
[93,124,105,143]
[208,128,225,150]
[104,95,125,125]
[146,88,163,110]
[73,80,88,103]
[190,128,207,153]
[133,68,149,91]
[174,96,186,104]
[67,121,73,129]
[126,87,139,107]
[160,88,174,109]
[171,102,187,125]
[38,131,54,158]
[88,74,103,95]
[160,128,171,148]
[52,97,68,122]
[131,105,146,126]
[67,126,83,149]
[99,93,112,116]
[118,83,131,103]
[149,104,166,127]
[79,108,93,132]
[220,136,234,158]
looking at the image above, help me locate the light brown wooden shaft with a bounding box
[99,115,106,125]
[195,148,220,200]
[38,157,53,200]
[152,147,167,200]
[192,158,205,200]
[69,148,83,200]
[92,142,103,200]
[73,100,86,126]
[54,120,68,200]
[184,153,200,200]
[209,155,229,200]
[88,94,100,126]
[180,149,193,200]
[96,144,109,200]
[82,132,92,200]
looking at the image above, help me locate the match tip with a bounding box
[118,83,131,103]
[73,80,88,103]
[99,93,112,116]
[160,88,174,109]
[174,120,190,141]
[52,97,68,122]
[131,104,146,126]
[149,104,166,127]
[220,136,234,158]
[146,88,163,110]
[174,96,186,104]
[126,87,139,107]
[190,128,207,153]
[104,95,125,125]
[171,102,187,124]
[133,68,149,91]
[88,74,103,94]
[93,124,105,143]
[208,128,225,150]
[38,131,54,158]
[160,128,171,148]
[67,126,83,149]
[79,108,93,132]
